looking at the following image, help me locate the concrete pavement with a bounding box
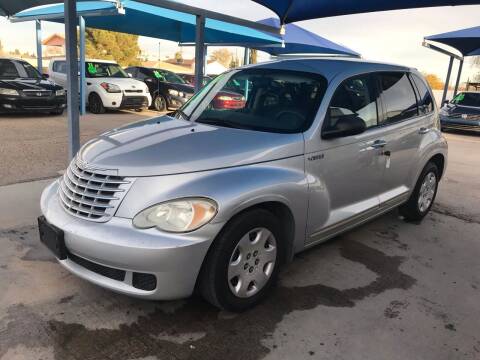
[0,132,479,360]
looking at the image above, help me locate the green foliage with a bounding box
[84,28,141,66]
[174,51,183,64]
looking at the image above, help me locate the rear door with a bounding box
[306,73,386,243]
[375,71,433,206]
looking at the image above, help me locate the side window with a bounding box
[125,67,136,78]
[53,61,66,74]
[323,74,378,134]
[411,74,434,115]
[379,72,418,124]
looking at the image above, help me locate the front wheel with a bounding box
[152,94,167,112]
[399,162,439,222]
[199,209,284,312]
[88,93,105,114]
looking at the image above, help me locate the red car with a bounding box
[212,90,246,110]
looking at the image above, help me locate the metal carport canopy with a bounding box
[251,0,480,24]
[253,17,359,57]
[13,1,281,46]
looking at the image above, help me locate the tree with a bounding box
[229,56,240,69]
[174,51,183,64]
[423,73,444,90]
[84,29,141,66]
[249,49,258,64]
[209,48,232,68]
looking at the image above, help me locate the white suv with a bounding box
[49,59,151,113]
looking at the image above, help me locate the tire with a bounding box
[134,108,144,112]
[152,94,167,112]
[199,208,285,312]
[399,162,439,222]
[88,93,105,114]
[50,108,64,115]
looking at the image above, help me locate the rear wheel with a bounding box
[88,93,105,114]
[399,162,439,222]
[50,108,64,115]
[153,94,167,112]
[199,209,284,312]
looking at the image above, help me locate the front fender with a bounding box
[116,156,308,253]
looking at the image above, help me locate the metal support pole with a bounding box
[243,47,249,66]
[453,59,464,97]
[35,20,43,72]
[203,45,207,77]
[194,15,205,93]
[64,0,80,160]
[441,56,454,106]
[79,16,86,115]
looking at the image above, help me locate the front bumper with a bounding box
[40,180,224,300]
[0,94,66,112]
[440,116,480,132]
[166,94,191,109]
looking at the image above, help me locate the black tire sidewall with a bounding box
[88,93,104,114]
[204,209,285,312]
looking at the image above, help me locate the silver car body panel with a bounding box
[40,57,448,300]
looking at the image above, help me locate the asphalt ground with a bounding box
[0,129,479,360]
[0,110,157,186]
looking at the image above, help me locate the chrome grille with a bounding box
[59,160,133,222]
[22,89,52,97]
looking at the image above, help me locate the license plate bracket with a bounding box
[38,216,67,260]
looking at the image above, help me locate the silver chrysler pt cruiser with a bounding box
[39,58,447,311]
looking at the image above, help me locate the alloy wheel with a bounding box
[418,171,437,213]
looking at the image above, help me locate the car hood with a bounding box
[0,78,61,91]
[78,116,303,177]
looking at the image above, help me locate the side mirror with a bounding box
[322,114,366,139]
[443,99,450,105]
[42,73,49,79]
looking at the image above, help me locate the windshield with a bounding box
[152,69,186,84]
[179,69,327,133]
[451,92,480,107]
[86,62,128,78]
[0,59,41,79]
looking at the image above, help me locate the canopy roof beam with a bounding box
[10,6,124,22]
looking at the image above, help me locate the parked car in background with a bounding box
[39,58,447,312]
[124,66,194,112]
[49,59,151,114]
[0,58,66,114]
[440,91,480,132]
[177,73,212,88]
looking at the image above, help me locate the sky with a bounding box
[1,0,480,83]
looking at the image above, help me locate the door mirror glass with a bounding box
[322,113,366,139]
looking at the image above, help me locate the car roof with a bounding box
[50,58,117,64]
[242,57,414,81]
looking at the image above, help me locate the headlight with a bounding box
[133,198,217,233]
[100,82,121,93]
[55,89,65,96]
[0,88,19,96]
[168,89,179,97]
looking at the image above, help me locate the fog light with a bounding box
[3,104,13,109]
[112,102,116,105]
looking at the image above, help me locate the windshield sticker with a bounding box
[87,63,97,74]
[454,93,465,102]
[153,70,165,80]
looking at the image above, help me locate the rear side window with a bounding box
[0,59,19,78]
[379,72,418,124]
[324,74,378,132]
[411,74,434,115]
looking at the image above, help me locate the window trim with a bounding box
[409,73,435,115]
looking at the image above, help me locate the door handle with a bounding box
[370,140,387,149]
[418,127,430,134]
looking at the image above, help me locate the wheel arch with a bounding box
[429,153,446,179]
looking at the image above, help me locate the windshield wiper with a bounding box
[174,109,190,121]
[196,118,255,130]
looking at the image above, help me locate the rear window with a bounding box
[0,59,20,78]
[380,72,418,124]
[187,69,327,134]
[451,92,480,107]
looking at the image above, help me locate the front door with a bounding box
[305,73,387,244]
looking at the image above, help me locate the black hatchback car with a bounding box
[440,91,480,133]
[0,58,66,114]
[124,66,194,112]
